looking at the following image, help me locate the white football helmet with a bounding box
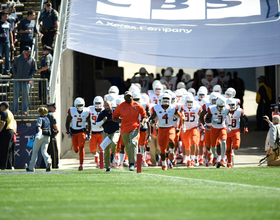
[164,69,172,78]
[205,69,213,80]
[116,97,124,106]
[180,88,188,95]
[197,88,207,101]
[134,83,142,91]
[213,85,222,94]
[108,86,119,95]
[188,88,196,96]
[225,87,236,98]
[129,84,141,94]
[216,97,226,111]
[198,86,208,94]
[152,80,161,89]
[93,96,104,109]
[175,89,183,103]
[105,94,117,107]
[181,73,191,83]
[185,94,194,108]
[177,82,186,90]
[132,92,142,103]
[161,93,171,106]
[153,82,163,96]
[74,97,85,111]
[141,94,150,104]
[166,67,174,75]
[165,90,176,104]
[209,92,219,105]
[226,98,236,111]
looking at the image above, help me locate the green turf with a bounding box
[1,167,280,220]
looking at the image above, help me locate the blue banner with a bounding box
[67,0,280,68]
[15,122,43,168]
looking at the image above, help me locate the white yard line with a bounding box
[112,169,280,191]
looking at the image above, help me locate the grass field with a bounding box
[1,167,280,220]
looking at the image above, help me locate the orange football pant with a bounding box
[72,132,86,165]
[157,127,176,154]
[89,133,103,152]
[181,127,199,150]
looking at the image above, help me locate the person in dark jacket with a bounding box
[26,107,52,172]
[11,45,37,115]
[256,76,272,131]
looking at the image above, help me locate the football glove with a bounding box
[86,134,91,141]
[205,125,211,131]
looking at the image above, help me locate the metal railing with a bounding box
[0,78,48,117]
[49,0,70,102]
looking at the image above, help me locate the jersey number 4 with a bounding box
[162,114,168,124]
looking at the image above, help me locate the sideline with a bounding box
[112,169,280,191]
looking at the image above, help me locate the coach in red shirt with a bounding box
[113,91,147,171]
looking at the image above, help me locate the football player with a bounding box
[226,98,249,168]
[205,96,230,168]
[130,67,151,93]
[149,93,183,170]
[148,81,163,105]
[201,69,220,93]
[181,94,201,167]
[160,68,177,91]
[66,97,91,171]
[88,96,104,167]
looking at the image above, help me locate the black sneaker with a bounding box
[216,161,221,168]
[26,168,34,172]
[46,163,51,172]
[106,168,111,172]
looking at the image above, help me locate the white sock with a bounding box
[217,155,221,162]
[170,148,175,154]
[162,160,167,166]
[199,155,203,159]
[195,156,198,160]
[186,156,190,161]
[190,155,195,160]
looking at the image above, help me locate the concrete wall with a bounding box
[58,49,75,157]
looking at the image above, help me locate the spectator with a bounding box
[18,9,42,54]
[232,71,245,108]
[96,100,120,172]
[0,52,3,64]
[0,10,13,75]
[0,101,15,170]
[130,67,151,93]
[112,91,147,171]
[39,1,59,48]
[11,45,37,115]
[256,76,272,131]
[6,2,18,61]
[38,45,52,104]
[264,115,280,166]
[26,107,52,172]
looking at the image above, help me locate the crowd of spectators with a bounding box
[0,0,59,114]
